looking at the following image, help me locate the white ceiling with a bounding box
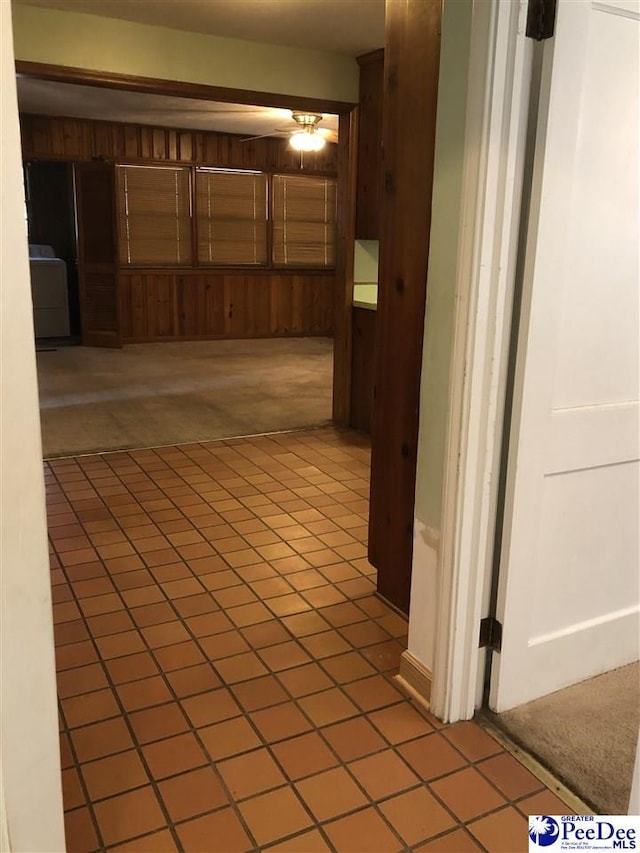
[16,77,340,140]
[13,0,385,57]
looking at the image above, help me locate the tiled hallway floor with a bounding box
[47,427,574,853]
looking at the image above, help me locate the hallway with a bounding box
[48,427,577,852]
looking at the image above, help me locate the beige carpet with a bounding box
[37,338,333,458]
[491,662,640,814]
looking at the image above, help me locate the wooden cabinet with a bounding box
[350,306,377,433]
[355,50,384,240]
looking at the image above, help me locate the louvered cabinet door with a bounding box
[75,162,122,347]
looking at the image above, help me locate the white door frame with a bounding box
[429,0,535,722]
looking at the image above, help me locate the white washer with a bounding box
[29,244,70,338]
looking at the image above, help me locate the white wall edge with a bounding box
[431,0,533,723]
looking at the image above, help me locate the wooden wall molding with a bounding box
[15,61,356,115]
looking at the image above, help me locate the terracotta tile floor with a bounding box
[46,427,574,853]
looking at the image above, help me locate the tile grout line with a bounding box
[49,429,566,853]
[51,437,373,850]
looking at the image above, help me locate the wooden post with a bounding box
[369,0,442,613]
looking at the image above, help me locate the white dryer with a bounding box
[29,244,70,338]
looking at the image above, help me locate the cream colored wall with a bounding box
[1,3,66,849]
[11,3,359,104]
[408,0,473,669]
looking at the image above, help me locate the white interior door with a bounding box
[491,0,640,712]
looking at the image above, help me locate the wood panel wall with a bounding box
[20,114,338,174]
[120,271,334,343]
[368,0,442,614]
[355,50,384,240]
[21,114,337,342]
[350,307,377,433]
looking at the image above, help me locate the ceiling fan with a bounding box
[242,111,337,150]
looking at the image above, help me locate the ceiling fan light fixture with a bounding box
[289,129,326,152]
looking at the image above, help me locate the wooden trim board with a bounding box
[15,60,356,114]
[395,649,433,710]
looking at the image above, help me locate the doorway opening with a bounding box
[18,71,344,457]
[25,159,80,345]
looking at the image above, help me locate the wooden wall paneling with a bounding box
[48,119,65,157]
[177,274,229,338]
[139,126,153,160]
[176,274,200,336]
[192,132,205,164]
[274,142,300,173]
[290,277,305,335]
[121,272,177,340]
[368,0,442,614]
[303,278,319,333]
[19,111,339,342]
[111,124,126,159]
[226,275,245,337]
[246,139,271,171]
[356,50,384,239]
[74,118,93,159]
[349,307,377,433]
[123,124,140,159]
[27,115,53,158]
[227,275,271,338]
[124,270,332,341]
[93,121,126,160]
[168,129,193,163]
[297,275,327,335]
[271,274,294,335]
[250,276,274,337]
[304,276,328,334]
[119,275,133,339]
[152,128,167,160]
[202,133,220,167]
[177,131,193,162]
[320,276,335,333]
[202,275,227,337]
[19,115,33,157]
[267,138,283,171]
[227,132,239,167]
[20,114,339,174]
[149,272,176,336]
[332,109,358,424]
[125,274,148,339]
[48,118,91,159]
[92,122,110,159]
[316,144,341,175]
[177,274,205,336]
